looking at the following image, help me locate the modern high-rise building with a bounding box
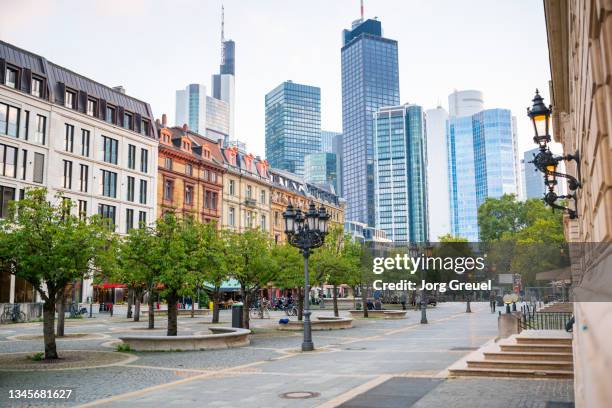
[523,147,546,199]
[373,104,428,243]
[447,94,518,241]
[265,81,321,176]
[304,152,338,193]
[321,130,341,153]
[211,6,235,139]
[175,84,230,140]
[425,106,450,240]
[341,18,400,227]
[332,133,344,196]
[448,90,484,117]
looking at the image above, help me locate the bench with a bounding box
[118,326,250,351]
[348,310,407,319]
[277,316,353,331]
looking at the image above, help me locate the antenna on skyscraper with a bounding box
[221,5,225,42]
[360,0,364,20]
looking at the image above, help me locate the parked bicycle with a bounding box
[68,303,88,318]
[0,304,26,324]
[283,304,298,317]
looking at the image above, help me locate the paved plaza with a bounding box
[0,302,574,407]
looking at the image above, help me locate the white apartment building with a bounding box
[0,41,158,307]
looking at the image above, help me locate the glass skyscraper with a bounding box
[265,81,321,175]
[523,147,546,199]
[373,104,428,243]
[341,18,400,227]
[321,131,341,153]
[447,107,518,241]
[304,152,339,194]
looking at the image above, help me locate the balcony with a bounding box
[244,198,257,207]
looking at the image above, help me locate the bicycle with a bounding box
[68,303,87,318]
[283,304,298,317]
[0,304,26,324]
[249,305,270,319]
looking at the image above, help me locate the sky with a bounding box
[0,0,553,158]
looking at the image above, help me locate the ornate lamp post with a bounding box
[283,202,330,351]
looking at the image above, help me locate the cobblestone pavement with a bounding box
[0,302,575,407]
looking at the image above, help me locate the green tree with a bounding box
[194,222,226,323]
[0,188,115,359]
[477,194,525,242]
[271,243,305,319]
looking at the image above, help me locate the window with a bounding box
[0,144,18,178]
[106,105,115,124]
[86,99,96,116]
[163,179,173,201]
[274,211,279,226]
[246,211,252,228]
[31,78,42,98]
[185,185,193,205]
[62,160,72,189]
[139,180,147,204]
[5,67,17,88]
[33,153,44,183]
[164,157,172,170]
[64,90,75,109]
[140,149,148,173]
[0,186,15,218]
[65,124,74,152]
[0,102,20,138]
[229,207,235,226]
[185,163,193,176]
[23,111,29,140]
[123,112,133,130]
[78,200,87,220]
[261,215,267,231]
[102,136,118,164]
[34,115,46,144]
[211,192,218,209]
[98,204,116,229]
[229,179,235,195]
[127,145,136,169]
[141,119,150,136]
[101,170,117,198]
[138,211,147,228]
[126,209,134,232]
[79,164,88,192]
[126,176,135,202]
[81,129,90,157]
[21,149,27,180]
[260,190,266,204]
[246,185,252,199]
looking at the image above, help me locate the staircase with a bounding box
[449,331,574,379]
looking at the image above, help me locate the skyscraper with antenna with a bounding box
[212,5,235,138]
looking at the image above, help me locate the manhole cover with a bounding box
[449,347,479,351]
[345,347,366,350]
[279,391,321,399]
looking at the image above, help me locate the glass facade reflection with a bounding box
[304,152,338,193]
[374,105,428,243]
[447,108,518,240]
[265,81,321,176]
[341,18,400,227]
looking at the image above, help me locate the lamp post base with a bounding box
[301,341,314,352]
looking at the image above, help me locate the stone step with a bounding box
[449,367,573,379]
[515,337,572,345]
[484,351,573,362]
[499,344,572,353]
[467,359,573,371]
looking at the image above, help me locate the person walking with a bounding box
[489,291,496,313]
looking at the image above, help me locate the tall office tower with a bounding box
[175,84,230,138]
[373,104,428,243]
[447,93,518,241]
[321,130,341,153]
[341,18,400,227]
[448,90,484,117]
[425,106,450,240]
[304,152,339,194]
[212,6,235,138]
[265,81,321,175]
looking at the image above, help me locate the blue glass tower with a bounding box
[304,152,339,194]
[447,108,518,240]
[341,18,400,226]
[523,147,546,199]
[374,105,428,243]
[265,81,321,175]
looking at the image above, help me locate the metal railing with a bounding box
[519,304,573,330]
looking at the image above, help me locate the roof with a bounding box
[0,40,154,124]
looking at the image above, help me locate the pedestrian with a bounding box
[489,291,496,313]
[400,293,407,310]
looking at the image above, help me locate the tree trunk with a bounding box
[126,287,133,319]
[190,291,195,318]
[332,284,339,317]
[167,291,178,336]
[134,291,141,322]
[56,291,65,337]
[147,290,155,329]
[43,298,58,359]
[297,287,304,321]
[212,289,220,323]
[362,283,369,318]
[242,291,251,329]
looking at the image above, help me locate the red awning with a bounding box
[95,283,127,289]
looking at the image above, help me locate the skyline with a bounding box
[1,0,553,159]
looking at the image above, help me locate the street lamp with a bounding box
[527,89,552,151]
[421,243,434,324]
[283,202,329,351]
